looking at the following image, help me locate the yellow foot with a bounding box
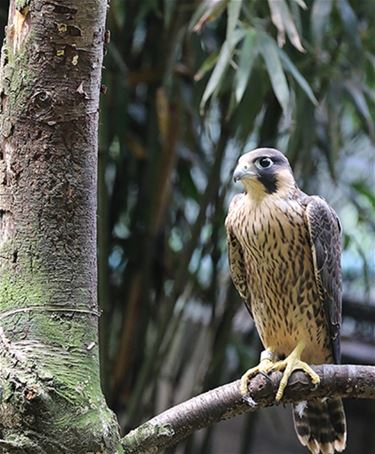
[240,349,276,395]
[272,342,320,401]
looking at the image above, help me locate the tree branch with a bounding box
[121,364,375,453]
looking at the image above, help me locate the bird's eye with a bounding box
[256,157,273,169]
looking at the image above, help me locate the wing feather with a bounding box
[226,195,252,317]
[305,196,342,364]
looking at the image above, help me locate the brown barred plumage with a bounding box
[293,398,346,454]
[226,148,346,453]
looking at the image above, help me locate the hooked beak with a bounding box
[233,163,256,183]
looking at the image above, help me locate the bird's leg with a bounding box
[240,349,277,395]
[271,341,320,401]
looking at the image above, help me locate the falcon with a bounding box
[225,148,346,454]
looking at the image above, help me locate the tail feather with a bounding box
[293,398,346,454]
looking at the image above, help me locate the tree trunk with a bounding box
[0,1,122,452]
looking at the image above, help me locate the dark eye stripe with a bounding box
[257,173,278,194]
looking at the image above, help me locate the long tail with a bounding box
[293,398,346,454]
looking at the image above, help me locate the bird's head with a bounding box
[233,148,296,200]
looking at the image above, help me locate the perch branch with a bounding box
[121,364,375,453]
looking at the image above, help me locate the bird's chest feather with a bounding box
[235,197,306,261]
[232,197,311,291]
[232,196,327,359]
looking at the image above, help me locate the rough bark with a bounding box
[0,1,122,452]
[122,364,375,453]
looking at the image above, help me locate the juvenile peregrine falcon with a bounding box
[225,148,346,454]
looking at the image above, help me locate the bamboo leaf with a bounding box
[231,71,267,141]
[200,29,245,112]
[200,43,231,111]
[336,0,362,63]
[235,29,257,104]
[279,0,304,52]
[267,0,285,47]
[194,52,219,82]
[344,81,375,141]
[259,33,290,113]
[291,0,307,9]
[226,0,243,42]
[311,0,333,48]
[190,0,228,32]
[268,0,304,52]
[351,181,375,211]
[278,48,318,105]
[288,0,303,35]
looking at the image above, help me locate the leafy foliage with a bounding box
[96,5,375,451]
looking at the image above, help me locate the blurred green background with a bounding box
[1,1,374,453]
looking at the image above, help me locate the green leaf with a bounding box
[336,0,362,63]
[324,85,341,178]
[200,29,245,112]
[194,52,219,82]
[189,0,228,32]
[235,29,257,104]
[200,43,231,112]
[343,233,351,250]
[288,0,303,35]
[351,181,375,210]
[231,70,267,141]
[258,33,290,113]
[267,0,285,47]
[344,80,375,141]
[278,48,318,105]
[189,2,208,31]
[311,0,333,48]
[267,0,304,52]
[291,0,307,9]
[226,0,243,42]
